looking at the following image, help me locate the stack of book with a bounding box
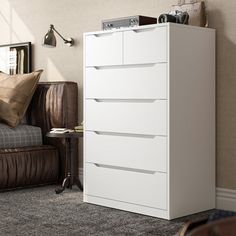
[50,128,74,134]
[74,125,83,133]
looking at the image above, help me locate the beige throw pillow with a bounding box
[0,70,43,127]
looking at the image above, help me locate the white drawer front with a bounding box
[85,163,167,210]
[85,64,167,99]
[85,99,167,135]
[85,131,167,172]
[85,32,123,66]
[124,26,167,64]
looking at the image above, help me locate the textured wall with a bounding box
[0,0,235,190]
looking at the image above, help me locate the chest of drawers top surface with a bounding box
[83,23,214,36]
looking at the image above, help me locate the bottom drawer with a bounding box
[85,163,167,210]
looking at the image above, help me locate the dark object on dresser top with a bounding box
[0,81,78,191]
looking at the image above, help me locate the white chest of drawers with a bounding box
[83,23,215,219]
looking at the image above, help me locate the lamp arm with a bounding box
[51,25,69,42]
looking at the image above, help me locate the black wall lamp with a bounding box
[43,24,74,47]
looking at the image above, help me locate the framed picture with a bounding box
[0,42,31,74]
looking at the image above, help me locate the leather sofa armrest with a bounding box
[26,81,78,134]
[26,81,78,179]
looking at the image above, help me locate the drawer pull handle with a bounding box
[132,27,156,33]
[93,33,113,37]
[93,163,156,174]
[93,131,157,139]
[90,63,158,70]
[93,99,158,103]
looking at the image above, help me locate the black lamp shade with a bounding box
[42,24,74,47]
[43,29,56,47]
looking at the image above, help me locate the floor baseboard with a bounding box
[216,187,236,212]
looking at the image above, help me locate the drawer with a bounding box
[85,63,167,99]
[85,131,167,172]
[85,99,167,135]
[124,26,167,64]
[85,163,167,210]
[85,32,123,66]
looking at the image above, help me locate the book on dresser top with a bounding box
[74,121,84,133]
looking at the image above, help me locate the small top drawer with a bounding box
[85,32,123,66]
[124,26,167,64]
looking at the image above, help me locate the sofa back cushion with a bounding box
[0,70,43,127]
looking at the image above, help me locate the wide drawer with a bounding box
[85,63,167,99]
[85,163,167,210]
[85,32,123,66]
[85,131,167,172]
[85,99,167,135]
[124,26,167,64]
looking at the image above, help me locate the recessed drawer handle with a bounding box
[132,27,156,33]
[93,163,156,174]
[93,33,114,37]
[93,99,158,103]
[93,131,157,139]
[90,63,158,70]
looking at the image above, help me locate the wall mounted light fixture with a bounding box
[42,24,74,47]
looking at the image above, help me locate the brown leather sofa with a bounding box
[0,81,78,191]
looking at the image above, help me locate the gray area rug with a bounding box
[0,185,215,236]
